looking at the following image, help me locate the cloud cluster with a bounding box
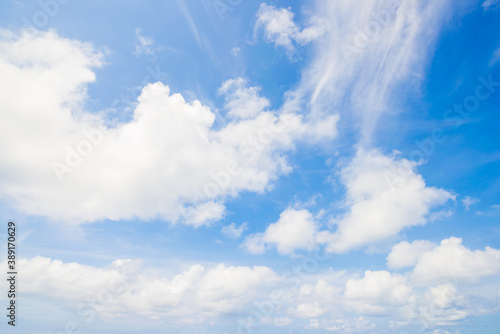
[0,30,336,225]
[243,150,453,254]
[8,238,499,331]
[9,256,279,321]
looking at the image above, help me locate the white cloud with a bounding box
[255,3,325,54]
[322,150,453,253]
[425,284,460,309]
[242,208,318,255]
[461,196,479,211]
[218,77,270,119]
[221,222,248,239]
[0,30,335,225]
[134,28,154,56]
[412,237,500,285]
[387,240,436,269]
[284,0,455,144]
[344,270,414,315]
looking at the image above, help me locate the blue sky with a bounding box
[0,0,499,333]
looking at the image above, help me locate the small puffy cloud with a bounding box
[243,208,318,255]
[218,77,270,119]
[387,240,436,270]
[221,222,248,239]
[412,237,500,285]
[291,279,341,319]
[255,3,325,54]
[134,28,154,56]
[461,196,479,211]
[344,270,414,315]
[6,253,499,329]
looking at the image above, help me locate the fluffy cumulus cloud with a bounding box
[255,3,325,53]
[344,270,414,315]
[0,30,337,225]
[321,150,454,253]
[242,208,318,255]
[411,237,500,285]
[291,279,338,318]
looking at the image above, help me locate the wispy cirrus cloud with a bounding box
[268,0,461,145]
